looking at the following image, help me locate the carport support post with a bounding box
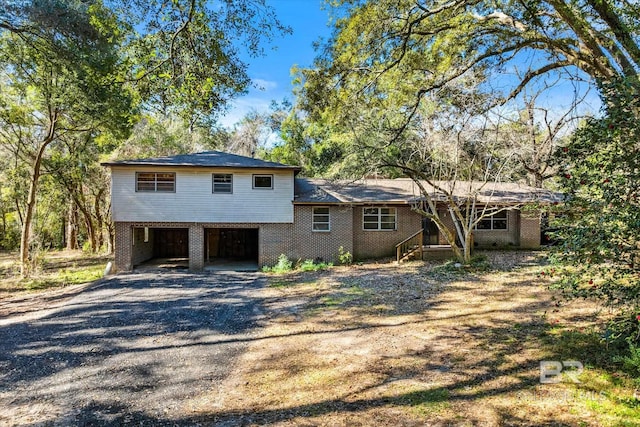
[189,224,204,271]
[114,222,133,272]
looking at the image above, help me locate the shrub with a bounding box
[338,246,353,265]
[262,254,293,273]
[299,258,333,272]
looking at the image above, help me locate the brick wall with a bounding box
[131,227,154,267]
[353,205,422,260]
[259,223,295,266]
[293,205,353,263]
[473,210,520,247]
[519,210,541,248]
[188,225,205,270]
[113,205,542,272]
[114,222,132,272]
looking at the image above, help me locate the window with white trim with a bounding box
[476,210,508,230]
[363,207,397,230]
[212,174,233,193]
[136,172,175,192]
[253,174,273,189]
[312,207,330,232]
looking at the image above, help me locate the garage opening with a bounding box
[205,228,259,271]
[133,227,189,270]
[154,228,189,258]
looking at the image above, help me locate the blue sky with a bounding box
[219,0,602,130]
[219,0,333,128]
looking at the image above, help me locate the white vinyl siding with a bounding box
[111,167,295,223]
[363,207,397,230]
[212,174,233,193]
[312,207,330,232]
[136,172,175,192]
[476,210,508,230]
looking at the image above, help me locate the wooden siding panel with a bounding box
[111,167,294,223]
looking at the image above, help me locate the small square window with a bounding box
[253,174,273,189]
[213,174,233,193]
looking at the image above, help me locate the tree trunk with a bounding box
[20,134,55,277]
[94,188,105,252]
[66,199,79,250]
[20,110,57,277]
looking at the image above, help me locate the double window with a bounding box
[363,207,397,230]
[476,210,508,230]
[312,207,330,232]
[136,172,175,192]
[212,174,233,193]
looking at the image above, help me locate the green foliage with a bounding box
[299,259,333,272]
[338,246,353,265]
[615,338,640,385]
[553,77,640,343]
[262,254,294,273]
[263,255,333,273]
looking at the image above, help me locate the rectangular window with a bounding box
[136,172,175,192]
[312,207,330,232]
[363,207,397,231]
[253,174,273,189]
[476,210,508,230]
[144,227,149,243]
[212,174,233,193]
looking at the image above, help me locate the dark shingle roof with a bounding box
[102,151,301,171]
[294,178,561,204]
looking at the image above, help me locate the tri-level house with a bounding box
[103,151,556,272]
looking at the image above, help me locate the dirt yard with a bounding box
[1,251,638,426]
[190,252,638,426]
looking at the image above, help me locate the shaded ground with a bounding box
[1,252,638,426]
[191,252,638,426]
[0,271,269,426]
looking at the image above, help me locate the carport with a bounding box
[205,228,259,271]
[132,227,190,270]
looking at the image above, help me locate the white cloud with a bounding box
[252,78,278,91]
[219,97,273,129]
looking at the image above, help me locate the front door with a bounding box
[422,218,439,245]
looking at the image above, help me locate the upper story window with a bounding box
[312,207,330,232]
[363,207,397,230]
[212,174,233,193]
[253,174,273,189]
[136,172,175,192]
[476,210,508,230]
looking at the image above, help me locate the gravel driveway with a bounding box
[0,271,267,426]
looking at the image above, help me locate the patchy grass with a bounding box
[0,250,110,297]
[190,251,640,426]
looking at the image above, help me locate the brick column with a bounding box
[114,222,133,272]
[189,224,204,271]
